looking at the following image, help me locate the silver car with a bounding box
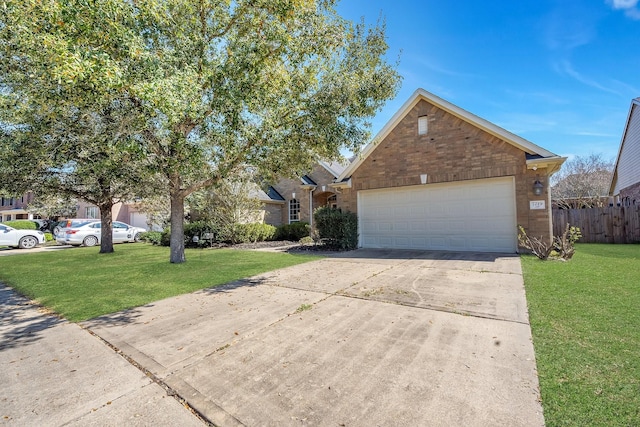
[56,221,146,247]
[0,223,46,249]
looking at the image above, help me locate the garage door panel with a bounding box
[358,177,516,253]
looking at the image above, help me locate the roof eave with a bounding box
[329,178,352,189]
[526,156,567,175]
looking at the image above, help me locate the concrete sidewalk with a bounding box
[83,249,544,426]
[0,285,204,426]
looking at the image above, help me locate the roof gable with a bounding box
[338,88,564,181]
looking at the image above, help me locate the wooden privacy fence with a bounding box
[552,206,640,243]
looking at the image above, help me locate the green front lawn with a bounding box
[521,244,640,427]
[0,244,319,322]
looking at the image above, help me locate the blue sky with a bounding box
[337,0,640,161]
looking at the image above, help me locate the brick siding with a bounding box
[271,164,340,225]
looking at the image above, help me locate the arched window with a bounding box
[289,199,300,223]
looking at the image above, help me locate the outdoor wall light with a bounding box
[291,192,296,199]
[533,179,544,196]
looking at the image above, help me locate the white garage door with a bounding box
[358,177,517,253]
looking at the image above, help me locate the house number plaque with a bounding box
[530,200,546,210]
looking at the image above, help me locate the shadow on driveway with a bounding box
[0,285,64,352]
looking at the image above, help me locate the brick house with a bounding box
[265,161,348,227]
[326,88,566,253]
[0,192,36,222]
[610,97,640,206]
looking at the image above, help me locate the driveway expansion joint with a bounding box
[81,326,217,426]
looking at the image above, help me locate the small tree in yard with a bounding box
[187,172,265,244]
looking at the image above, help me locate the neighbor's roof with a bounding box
[338,88,566,181]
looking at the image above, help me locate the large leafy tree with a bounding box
[134,0,401,262]
[2,0,401,263]
[1,1,157,253]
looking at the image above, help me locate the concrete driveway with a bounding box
[83,249,543,426]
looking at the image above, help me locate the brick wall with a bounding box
[271,164,340,225]
[337,99,554,244]
[263,202,284,226]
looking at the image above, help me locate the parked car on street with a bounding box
[0,223,46,249]
[56,221,146,247]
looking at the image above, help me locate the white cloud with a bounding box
[607,0,640,19]
[608,0,639,9]
[554,60,622,95]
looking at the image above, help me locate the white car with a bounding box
[56,221,146,247]
[0,223,46,249]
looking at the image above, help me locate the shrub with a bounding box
[314,207,358,250]
[553,224,582,260]
[229,223,276,244]
[153,222,276,247]
[140,231,163,245]
[44,232,54,242]
[184,221,220,248]
[299,236,314,245]
[518,224,582,261]
[274,222,309,241]
[3,220,38,230]
[160,227,171,247]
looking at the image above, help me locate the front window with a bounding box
[85,206,99,219]
[289,199,300,223]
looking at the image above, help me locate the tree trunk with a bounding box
[98,202,114,254]
[169,188,186,263]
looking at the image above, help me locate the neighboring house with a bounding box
[0,190,153,230]
[326,88,566,253]
[610,97,640,206]
[76,200,157,230]
[266,161,349,227]
[0,192,36,222]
